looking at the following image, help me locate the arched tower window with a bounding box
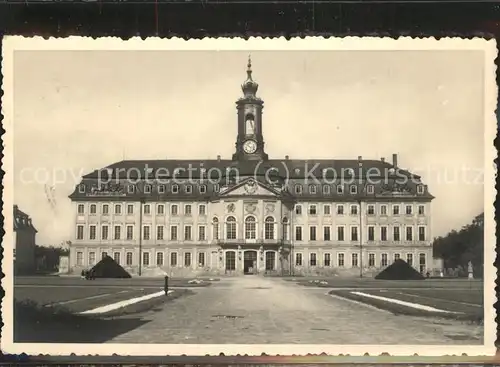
[245,114,255,135]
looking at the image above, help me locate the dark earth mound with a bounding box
[375,259,425,280]
[89,255,131,278]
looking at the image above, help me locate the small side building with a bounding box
[13,205,37,275]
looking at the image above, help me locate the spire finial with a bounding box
[247,54,252,79]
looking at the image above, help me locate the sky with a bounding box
[12,49,487,245]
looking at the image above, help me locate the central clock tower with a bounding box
[232,57,269,161]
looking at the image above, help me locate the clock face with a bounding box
[243,140,257,154]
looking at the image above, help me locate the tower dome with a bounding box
[241,55,259,98]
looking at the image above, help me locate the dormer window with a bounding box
[78,184,85,193]
[294,168,300,175]
[144,184,151,194]
[417,185,424,194]
[185,185,192,194]
[309,185,317,194]
[213,184,220,193]
[158,185,165,194]
[322,185,330,194]
[172,185,179,194]
[295,185,303,194]
[367,185,374,194]
[337,185,344,194]
[350,185,357,194]
[128,185,135,194]
[200,185,207,194]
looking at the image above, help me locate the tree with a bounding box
[432,213,484,278]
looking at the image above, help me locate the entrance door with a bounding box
[265,251,276,271]
[244,250,258,274]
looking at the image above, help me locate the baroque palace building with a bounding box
[68,59,434,277]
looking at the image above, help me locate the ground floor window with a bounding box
[126,252,133,266]
[337,253,345,267]
[198,252,205,267]
[102,251,108,259]
[310,253,317,267]
[89,252,96,266]
[171,252,178,266]
[368,253,375,267]
[114,252,121,265]
[184,252,192,267]
[225,251,236,271]
[265,251,276,271]
[76,251,83,266]
[394,253,400,262]
[143,252,150,266]
[419,253,426,273]
[295,253,303,266]
[406,253,413,266]
[351,253,358,267]
[381,253,388,267]
[156,252,164,266]
[324,253,331,267]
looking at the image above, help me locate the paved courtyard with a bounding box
[108,276,483,344]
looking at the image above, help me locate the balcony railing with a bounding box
[215,238,291,246]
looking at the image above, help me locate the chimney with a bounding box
[285,155,289,160]
[217,155,221,161]
[381,157,385,163]
[392,153,398,167]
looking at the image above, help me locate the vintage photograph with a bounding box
[1,37,496,356]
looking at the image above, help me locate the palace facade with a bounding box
[68,59,434,277]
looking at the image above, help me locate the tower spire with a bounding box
[241,55,259,97]
[247,54,253,80]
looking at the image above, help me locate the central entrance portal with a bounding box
[243,250,258,275]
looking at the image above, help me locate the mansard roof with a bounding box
[13,205,37,233]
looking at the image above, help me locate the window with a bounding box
[144,185,151,193]
[367,185,374,194]
[157,225,164,240]
[380,205,388,215]
[78,184,85,193]
[172,184,179,194]
[157,204,165,215]
[213,184,220,193]
[418,205,425,215]
[226,216,236,240]
[309,205,317,215]
[394,253,400,262]
[198,252,206,267]
[144,204,151,215]
[128,185,135,194]
[367,205,375,215]
[171,204,178,215]
[309,185,317,194]
[309,226,317,241]
[393,205,400,215]
[101,225,109,240]
[225,251,236,270]
[405,205,413,215]
[200,185,207,194]
[351,226,358,241]
[322,185,330,194]
[127,204,134,214]
[171,252,178,266]
[76,252,83,266]
[245,216,257,240]
[76,225,84,240]
[115,204,122,215]
[89,225,96,240]
[350,185,357,194]
[368,253,375,267]
[142,252,150,266]
[184,225,192,241]
[350,205,358,215]
[337,185,344,194]
[198,225,206,240]
[126,252,133,266]
[102,204,109,215]
[417,185,424,194]
[406,253,413,266]
[295,185,303,194]
[185,185,192,194]
[143,225,150,240]
[170,225,178,240]
[264,217,275,240]
[406,226,413,241]
[310,253,317,267]
[77,204,84,214]
[418,226,426,241]
[114,225,122,240]
[102,252,108,259]
[295,205,302,215]
[419,253,426,273]
[338,253,345,267]
[89,252,96,266]
[323,204,331,215]
[114,252,121,265]
[368,226,375,241]
[351,253,358,267]
[213,217,219,240]
[90,204,97,214]
[185,204,192,216]
[156,252,164,266]
[158,185,165,193]
[199,204,206,215]
[381,253,388,267]
[337,205,344,215]
[323,226,331,241]
[295,226,303,241]
[380,226,387,241]
[324,253,331,266]
[393,226,400,241]
[337,226,345,241]
[295,253,303,266]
